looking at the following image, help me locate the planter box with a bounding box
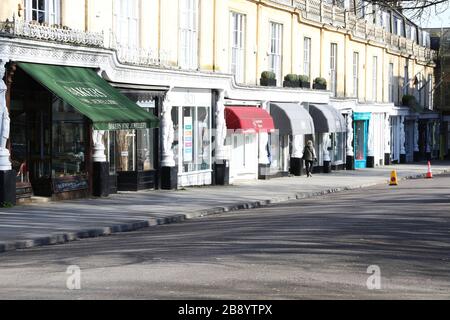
[299,81,310,89]
[283,80,299,88]
[260,78,277,86]
[313,83,327,90]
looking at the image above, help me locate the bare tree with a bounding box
[356,1,449,22]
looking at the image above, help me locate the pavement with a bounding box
[0,161,449,254]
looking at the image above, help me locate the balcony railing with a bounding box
[280,0,437,63]
[0,19,104,47]
[108,32,171,68]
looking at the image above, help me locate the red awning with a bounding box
[225,106,275,133]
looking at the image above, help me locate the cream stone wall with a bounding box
[0,0,20,21]
[0,0,435,106]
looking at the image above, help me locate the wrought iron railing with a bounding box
[0,19,104,47]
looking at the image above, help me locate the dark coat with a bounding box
[302,145,316,161]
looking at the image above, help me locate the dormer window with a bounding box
[24,0,61,25]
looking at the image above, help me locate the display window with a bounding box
[51,98,86,178]
[172,105,211,173]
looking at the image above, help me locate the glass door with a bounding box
[354,120,367,169]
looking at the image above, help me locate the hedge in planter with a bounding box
[260,71,277,86]
[298,75,310,89]
[283,74,299,88]
[313,77,327,90]
[402,94,422,112]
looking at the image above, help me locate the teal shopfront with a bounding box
[353,112,371,169]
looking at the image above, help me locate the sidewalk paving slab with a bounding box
[0,162,449,254]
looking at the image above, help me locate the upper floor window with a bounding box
[230,12,246,83]
[179,0,198,70]
[269,22,283,85]
[388,63,394,103]
[113,0,140,48]
[303,37,311,81]
[24,0,61,25]
[330,43,338,97]
[352,52,359,98]
[372,56,378,102]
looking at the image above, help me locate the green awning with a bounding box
[17,63,159,130]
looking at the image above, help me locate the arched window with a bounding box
[24,0,61,25]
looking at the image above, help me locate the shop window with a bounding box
[332,132,345,163]
[51,98,86,178]
[10,97,28,183]
[24,0,61,25]
[174,106,211,173]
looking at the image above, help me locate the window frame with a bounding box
[179,0,199,70]
[230,11,246,84]
[303,37,311,81]
[24,0,61,25]
[269,21,283,85]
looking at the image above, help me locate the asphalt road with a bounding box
[1,175,450,300]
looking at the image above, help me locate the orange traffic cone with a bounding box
[426,161,433,179]
[389,170,398,186]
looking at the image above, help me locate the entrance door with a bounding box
[354,120,367,169]
[405,121,414,162]
[231,132,257,179]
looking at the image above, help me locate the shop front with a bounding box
[169,88,212,187]
[307,104,347,172]
[269,102,315,176]
[106,88,164,192]
[353,112,371,169]
[224,106,275,182]
[9,62,159,200]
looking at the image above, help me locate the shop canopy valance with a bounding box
[308,104,346,133]
[270,103,315,136]
[225,106,275,133]
[17,63,159,131]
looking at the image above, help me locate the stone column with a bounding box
[413,119,420,162]
[160,91,177,189]
[92,130,109,197]
[214,90,229,185]
[0,60,16,205]
[322,133,332,173]
[258,101,270,180]
[399,116,406,163]
[346,113,355,170]
[290,134,304,176]
[367,117,375,168]
[384,113,391,165]
[0,60,11,171]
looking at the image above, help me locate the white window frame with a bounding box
[113,0,140,48]
[353,52,359,98]
[404,60,409,96]
[372,56,378,102]
[179,0,199,70]
[388,63,394,103]
[230,12,246,84]
[427,74,433,109]
[24,0,61,25]
[330,43,338,97]
[303,37,311,80]
[269,22,283,85]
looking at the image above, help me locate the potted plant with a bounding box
[298,75,310,89]
[283,74,299,88]
[402,94,421,112]
[313,77,327,90]
[260,71,277,86]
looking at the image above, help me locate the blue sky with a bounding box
[410,3,450,28]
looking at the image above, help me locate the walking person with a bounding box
[303,140,317,178]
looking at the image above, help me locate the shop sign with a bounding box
[53,176,88,194]
[183,117,193,162]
